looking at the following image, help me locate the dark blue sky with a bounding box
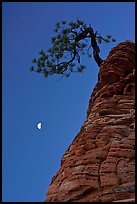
[2,2,135,202]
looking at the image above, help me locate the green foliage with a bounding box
[77,65,86,72]
[32,58,37,63]
[112,38,116,42]
[36,67,42,73]
[55,22,60,30]
[76,19,84,25]
[30,18,116,79]
[54,28,58,33]
[51,37,56,43]
[30,66,34,72]
[39,50,44,55]
[61,20,67,25]
[106,35,112,38]
[43,69,48,78]
[104,38,109,43]
[44,55,49,60]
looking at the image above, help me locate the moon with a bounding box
[37,122,42,130]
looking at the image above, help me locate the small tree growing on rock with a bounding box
[30,18,116,78]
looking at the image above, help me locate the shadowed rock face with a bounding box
[45,41,135,202]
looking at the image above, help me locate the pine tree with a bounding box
[30,18,116,79]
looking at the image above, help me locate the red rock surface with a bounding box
[44,41,135,202]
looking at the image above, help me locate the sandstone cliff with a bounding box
[45,41,135,202]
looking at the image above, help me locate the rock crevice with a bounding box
[45,41,135,202]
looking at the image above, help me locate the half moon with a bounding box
[37,122,42,129]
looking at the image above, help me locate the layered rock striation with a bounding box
[45,41,135,202]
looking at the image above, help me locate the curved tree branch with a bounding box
[75,26,104,67]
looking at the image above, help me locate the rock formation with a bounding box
[45,41,135,202]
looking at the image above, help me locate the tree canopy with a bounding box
[30,18,116,78]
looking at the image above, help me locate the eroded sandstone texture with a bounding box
[45,41,135,202]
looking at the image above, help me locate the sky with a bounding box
[2,2,135,202]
